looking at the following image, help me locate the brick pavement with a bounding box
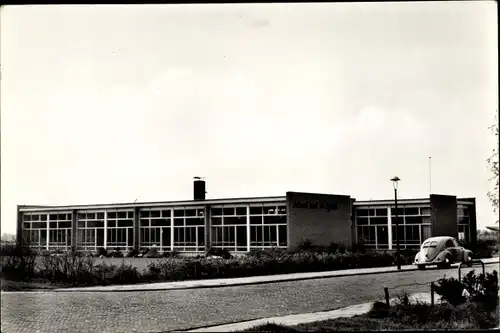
[2,263,498,333]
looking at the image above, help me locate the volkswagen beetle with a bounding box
[413,236,473,270]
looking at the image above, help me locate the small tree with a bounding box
[486,112,499,224]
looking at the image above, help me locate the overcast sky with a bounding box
[1,2,497,234]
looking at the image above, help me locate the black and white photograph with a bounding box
[0,2,498,332]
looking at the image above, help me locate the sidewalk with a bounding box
[184,292,443,332]
[55,257,498,292]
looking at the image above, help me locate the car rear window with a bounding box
[422,241,437,248]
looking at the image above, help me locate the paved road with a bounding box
[1,263,498,333]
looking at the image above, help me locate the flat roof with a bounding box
[18,196,287,212]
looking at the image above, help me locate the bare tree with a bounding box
[486,111,499,224]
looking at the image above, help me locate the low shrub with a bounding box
[207,248,232,259]
[108,248,124,258]
[125,249,138,258]
[144,248,160,258]
[96,247,108,257]
[161,250,179,258]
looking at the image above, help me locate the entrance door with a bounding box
[161,227,171,251]
[376,226,389,249]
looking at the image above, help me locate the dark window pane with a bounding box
[197,209,204,217]
[186,218,204,226]
[39,214,47,221]
[185,209,196,217]
[369,217,386,225]
[151,219,170,227]
[236,226,247,247]
[223,207,234,216]
[368,209,376,216]
[59,221,71,228]
[140,220,149,227]
[357,209,369,217]
[250,216,262,225]
[236,207,247,215]
[263,206,276,215]
[249,206,263,215]
[211,208,223,216]
[96,229,104,246]
[211,217,222,225]
[118,220,133,227]
[405,207,419,215]
[278,225,287,246]
[376,226,389,245]
[49,214,58,220]
[277,206,287,214]
[140,210,150,218]
[108,221,116,228]
[87,213,96,220]
[23,222,30,229]
[77,213,85,220]
[223,216,247,225]
[174,228,184,242]
[375,209,387,216]
[161,227,170,247]
[50,222,57,228]
[117,211,126,219]
[31,215,40,221]
[108,212,117,219]
[77,221,85,228]
[197,227,205,246]
[405,216,423,224]
[357,217,369,225]
[162,210,171,218]
[32,222,46,229]
[250,226,263,244]
[264,215,286,224]
[87,221,102,228]
[174,218,184,226]
[24,215,32,222]
[149,211,160,218]
[174,209,184,217]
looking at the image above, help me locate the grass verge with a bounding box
[241,301,499,332]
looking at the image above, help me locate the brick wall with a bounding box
[430,194,458,238]
[286,192,352,250]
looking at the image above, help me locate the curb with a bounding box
[178,292,442,332]
[49,266,419,293]
[3,259,498,294]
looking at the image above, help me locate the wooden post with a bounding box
[430,282,435,306]
[384,287,390,307]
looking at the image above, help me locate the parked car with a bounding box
[413,236,473,270]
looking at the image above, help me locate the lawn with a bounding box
[242,302,499,331]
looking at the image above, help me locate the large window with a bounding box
[355,205,432,250]
[140,208,171,250]
[212,205,248,251]
[48,212,72,251]
[77,211,105,251]
[172,207,204,252]
[457,204,471,242]
[107,210,134,251]
[249,204,287,249]
[22,213,48,251]
[211,203,287,251]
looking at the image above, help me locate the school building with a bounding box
[17,178,477,253]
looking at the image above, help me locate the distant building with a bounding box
[1,233,15,243]
[16,179,477,253]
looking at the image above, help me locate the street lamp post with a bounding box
[391,176,401,270]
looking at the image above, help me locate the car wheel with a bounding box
[443,255,452,268]
[466,255,473,267]
[417,264,426,270]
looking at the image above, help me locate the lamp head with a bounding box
[391,176,401,190]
